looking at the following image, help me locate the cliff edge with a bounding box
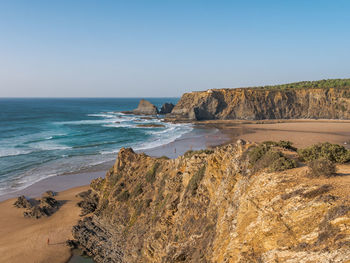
[71,141,350,262]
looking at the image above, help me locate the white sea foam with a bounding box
[0,148,32,158]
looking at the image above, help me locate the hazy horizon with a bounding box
[1,0,350,97]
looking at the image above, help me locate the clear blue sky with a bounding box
[1,0,349,97]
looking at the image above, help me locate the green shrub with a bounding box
[248,142,297,173]
[268,155,297,172]
[298,142,350,163]
[252,149,297,172]
[307,158,336,178]
[186,165,206,195]
[146,162,160,184]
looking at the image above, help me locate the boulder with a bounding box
[13,195,33,209]
[159,103,174,114]
[133,100,159,115]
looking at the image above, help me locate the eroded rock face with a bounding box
[72,143,350,262]
[168,88,350,120]
[159,103,174,114]
[133,100,159,115]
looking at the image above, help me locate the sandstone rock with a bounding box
[133,100,159,115]
[13,195,33,209]
[159,103,174,114]
[76,190,99,216]
[71,142,350,262]
[43,190,57,197]
[15,193,60,219]
[169,87,350,120]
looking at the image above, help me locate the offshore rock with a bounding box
[169,87,350,120]
[72,143,350,262]
[159,103,174,114]
[133,99,159,115]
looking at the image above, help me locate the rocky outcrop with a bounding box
[168,87,350,120]
[71,142,350,262]
[133,100,159,115]
[159,103,174,114]
[14,193,59,219]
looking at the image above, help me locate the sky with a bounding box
[0,0,350,97]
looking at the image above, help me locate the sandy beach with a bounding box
[199,119,350,148]
[0,185,89,263]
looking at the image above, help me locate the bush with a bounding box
[307,158,336,178]
[252,149,297,172]
[268,156,297,172]
[146,163,160,184]
[298,142,350,163]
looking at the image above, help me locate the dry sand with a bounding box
[206,120,350,148]
[0,185,89,263]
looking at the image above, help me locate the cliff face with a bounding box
[168,88,350,120]
[72,142,350,263]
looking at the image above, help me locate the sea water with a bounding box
[0,98,192,196]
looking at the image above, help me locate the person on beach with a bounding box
[47,238,50,245]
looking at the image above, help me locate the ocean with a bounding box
[0,98,192,196]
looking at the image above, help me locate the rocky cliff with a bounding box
[72,141,350,262]
[168,87,350,120]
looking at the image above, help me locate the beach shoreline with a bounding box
[2,119,350,263]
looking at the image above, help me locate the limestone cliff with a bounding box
[72,141,350,263]
[168,86,350,120]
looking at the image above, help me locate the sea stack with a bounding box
[133,99,159,115]
[159,102,174,114]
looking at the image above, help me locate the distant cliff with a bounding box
[71,141,350,262]
[168,79,350,120]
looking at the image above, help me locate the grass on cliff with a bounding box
[248,141,297,173]
[298,142,350,163]
[248,78,350,91]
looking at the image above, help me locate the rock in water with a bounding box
[133,99,159,115]
[159,102,174,114]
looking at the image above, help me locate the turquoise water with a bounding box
[0,98,191,195]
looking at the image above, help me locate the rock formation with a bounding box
[133,100,159,115]
[71,142,350,262]
[14,193,59,219]
[159,103,174,114]
[168,82,350,120]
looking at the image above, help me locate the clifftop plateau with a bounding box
[71,141,350,262]
[168,79,350,121]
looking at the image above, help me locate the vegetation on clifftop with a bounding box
[245,78,350,91]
